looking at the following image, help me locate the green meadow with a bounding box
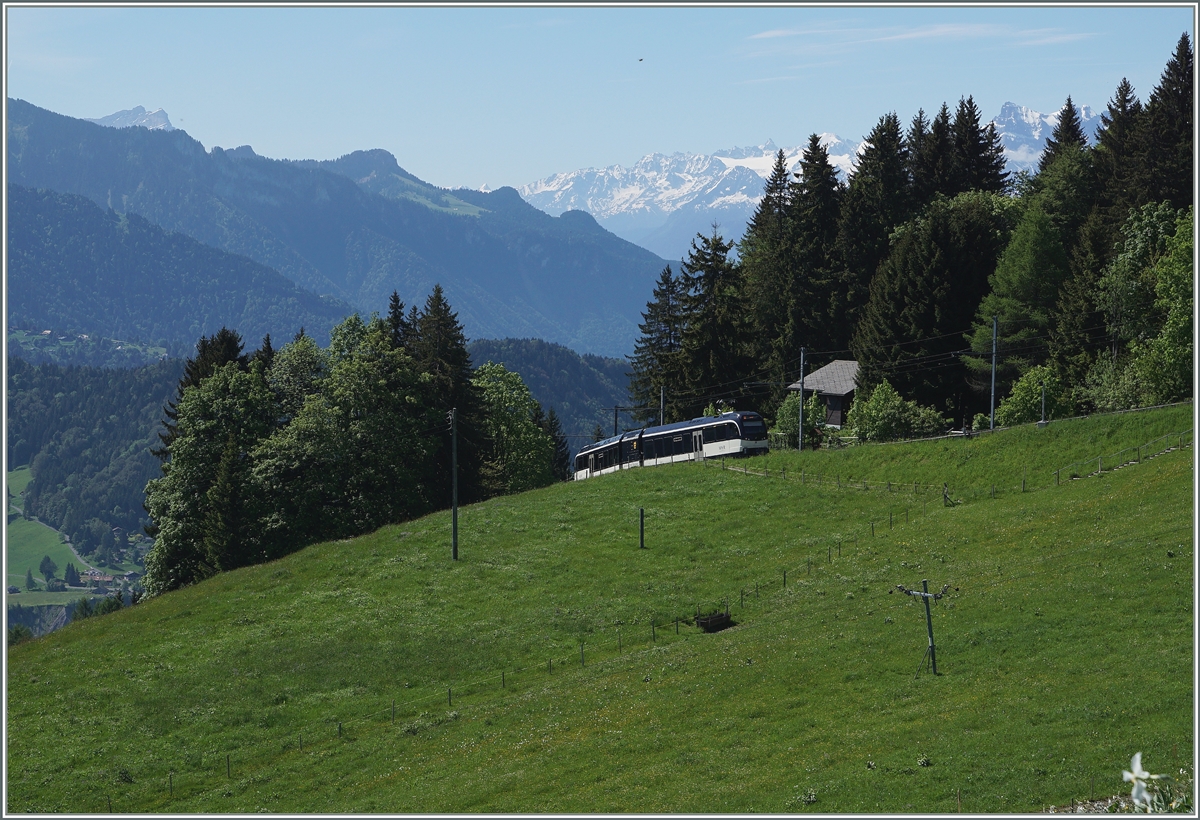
[5,405,1193,812]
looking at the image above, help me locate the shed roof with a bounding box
[787,359,858,396]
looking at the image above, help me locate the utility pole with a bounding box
[797,347,806,451]
[989,315,997,430]
[660,386,664,427]
[894,580,952,676]
[1040,380,1046,426]
[450,407,458,561]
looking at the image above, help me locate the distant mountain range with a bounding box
[518,102,1102,261]
[84,105,175,131]
[7,98,665,357]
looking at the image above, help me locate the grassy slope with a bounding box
[6,406,1193,813]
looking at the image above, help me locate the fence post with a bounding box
[581,642,585,666]
[227,753,231,778]
[783,569,787,588]
[392,699,395,723]
[652,621,656,642]
[871,521,874,537]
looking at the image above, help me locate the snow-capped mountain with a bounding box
[518,102,1098,261]
[84,105,175,131]
[518,136,858,261]
[992,101,1101,174]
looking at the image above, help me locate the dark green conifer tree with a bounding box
[677,228,746,417]
[835,113,910,334]
[1039,96,1089,174]
[852,192,1016,421]
[628,265,687,424]
[965,203,1070,399]
[739,151,798,417]
[789,133,846,353]
[952,96,1009,194]
[909,104,957,207]
[408,285,490,504]
[387,290,413,351]
[1136,32,1193,209]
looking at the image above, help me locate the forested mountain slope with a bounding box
[7,99,664,356]
[8,185,351,355]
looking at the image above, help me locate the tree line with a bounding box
[142,286,569,597]
[629,34,1192,432]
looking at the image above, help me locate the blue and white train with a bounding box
[573,411,769,480]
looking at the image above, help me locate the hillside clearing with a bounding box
[5,406,1193,812]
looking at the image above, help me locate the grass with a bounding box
[5,517,80,590]
[5,406,1193,812]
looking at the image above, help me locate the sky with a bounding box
[4,4,1194,190]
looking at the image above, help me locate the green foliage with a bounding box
[24,568,35,591]
[966,202,1069,397]
[846,381,947,442]
[7,356,184,537]
[852,191,1018,421]
[467,337,629,453]
[473,362,555,494]
[771,392,826,449]
[995,366,1072,427]
[7,623,33,647]
[38,555,57,582]
[677,230,748,419]
[72,597,94,621]
[1085,204,1189,411]
[628,266,688,425]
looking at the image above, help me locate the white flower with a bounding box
[1124,752,1151,809]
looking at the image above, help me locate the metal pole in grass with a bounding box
[798,346,806,451]
[652,621,656,642]
[989,315,997,430]
[893,580,952,677]
[169,773,173,797]
[449,688,452,706]
[392,700,395,723]
[502,671,505,688]
[227,753,231,778]
[581,642,585,666]
[640,508,645,549]
[451,407,458,561]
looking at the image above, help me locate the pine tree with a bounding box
[739,150,799,417]
[387,290,413,351]
[409,285,490,504]
[835,113,910,334]
[910,104,956,206]
[1137,33,1193,209]
[965,203,1070,399]
[64,562,81,586]
[628,265,687,424]
[152,327,248,467]
[677,228,746,418]
[1039,96,1089,174]
[541,408,571,481]
[25,568,35,591]
[250,334,274,371]
[952,96,1009,194]
[39,555,57,581]
[852,192,1016,421]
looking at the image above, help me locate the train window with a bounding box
[740,419,767,440]
[703,424,724,443]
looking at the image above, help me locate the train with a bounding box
[573,410,770,480]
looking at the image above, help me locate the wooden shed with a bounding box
[787,359,858,428]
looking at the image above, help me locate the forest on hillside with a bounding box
[628,35,1193,435]
[140,288,570,597]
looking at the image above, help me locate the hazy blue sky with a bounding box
[5,5,1193,189]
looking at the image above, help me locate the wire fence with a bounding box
[87,429,1194,812]
[1054,430,1192,484]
